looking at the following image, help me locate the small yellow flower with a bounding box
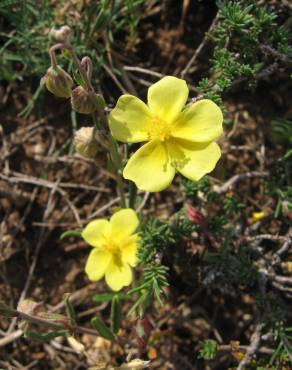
[82,209,139,291]
[251,211,266,223]
[109,76,223,192]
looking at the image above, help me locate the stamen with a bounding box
[148,116,172,141]
[104,238,123,268]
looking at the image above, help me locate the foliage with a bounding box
[127,263,169,317]
[265,148,292,219]
[198,339,218,360]
[138,216,197,263]
[0,0,53,81]
[269,323,292,367]
[0,0,145,82]
[1,1,291,369]
[197,0,292,110]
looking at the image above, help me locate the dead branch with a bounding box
[214,171,268,194]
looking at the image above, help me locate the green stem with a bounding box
[109,138,126,208]
[91,111,125,207]
[128,181,137,209]
[60,44,126,206]
[49,47,58,69]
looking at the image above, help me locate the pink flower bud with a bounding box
[71,86,97,114]
[185,204,208,229]
[132,316,153,351]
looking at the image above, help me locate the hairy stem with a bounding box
[51,42,126,207]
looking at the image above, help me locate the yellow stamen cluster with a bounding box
[148,117,172,141]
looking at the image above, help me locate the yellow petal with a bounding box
[122,234,139,267]
[110,208,139,242]
[172,99,223,142]
[123,141,175,192]
[109,95,153,143]
[147,76,188,123]
[251,211,266,223]
[85,249,111,281]
[82,219,110,247]
[105,262,132,291]
[167,138,221,181]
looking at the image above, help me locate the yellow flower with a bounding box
[251,211,266,223]
[109,76,223,192]
[82,209,139,291]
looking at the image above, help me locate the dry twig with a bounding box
[180,11,220,78]
[214,171,268,194]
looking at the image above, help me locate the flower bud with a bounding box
[49,25,73,43]
[42,66,73,98]
[185,204,208,229]
[74,127,99,159]
[71,86,97,114]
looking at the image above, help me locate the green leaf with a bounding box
[60,230,82,240]
[92,292,127,302]
[127,293,148,317]
[91,317,114,341]
[270,342,283,365]
[110,295,122,334]
[127,282,149,295]
[72,68,86,88]
[0,301,16,317]
[39,312,67,322]
[95,94,106,109]
[64,294,76,325]
[274,199,282,219]
[153,280,164,307]
[23,330,69,342]
[198,339,218,360]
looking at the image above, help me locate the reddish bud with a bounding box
[132,316,153,352]
[185,204,208,229]
[71,86,97,114]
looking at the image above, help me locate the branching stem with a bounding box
[49,42,127,206]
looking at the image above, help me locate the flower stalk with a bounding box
[47,36,127,207]
[0,303,101,337]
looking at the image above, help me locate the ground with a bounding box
[0,1,291,369]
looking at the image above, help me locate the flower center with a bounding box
[104,238,123,268]
[148,116,172,141]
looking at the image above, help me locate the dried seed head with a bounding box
[17,299,44,331]
[17,299,41,316]
[49,25,73,43]
[74,127,99,159]
[67,336,85,353]
[41,66,73,98]
[119,359,151,369]
[71,86,97,114]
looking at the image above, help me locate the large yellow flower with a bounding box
[82,209,139,291]
[109,76,223,192]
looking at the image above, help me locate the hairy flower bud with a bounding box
[71,86,97,114]
[42,66,73,98]
[49,25,73,43]
[185,204,208,229]
[74,127,98,159]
